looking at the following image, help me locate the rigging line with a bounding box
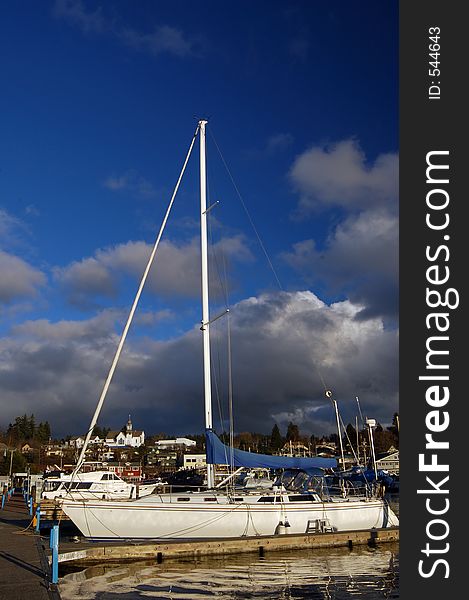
[207,207,235,474]
[339,414,360,466]
[209,126,333,406]
[207,205,230,308]
[207,214,229,448]
[227,310,235,475]
[208,127,283,291]
[338,412,372,492]
[74,123,200,475]
[356,396,366,429]
[209,210,235,477]
[210,322,228,465]
[210,213,234,472]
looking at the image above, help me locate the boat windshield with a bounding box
[42,480,62,492]
[275,469,312,491]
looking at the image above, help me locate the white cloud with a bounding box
[53,0,106,34]
[0,250,46,304]
[53,0,198,58]
[266,133,294,154]
[0,208,31,249]
[54,256,117,307]
[120,25,194,58]
[290,139,398,214]
[103,170,157,198]
[54,236,254,307]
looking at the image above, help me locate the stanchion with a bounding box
[35,504,41,532]
[50,524,59,584]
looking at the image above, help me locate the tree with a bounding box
[386,413,399,447]
[270,424,283,451]
[345,423,358,453]
[92,425,110,438]
[0,449,27,476]
[237,432,254,451]
[7,414,36,443]
[36,422,51,443]
[286,422,300,442]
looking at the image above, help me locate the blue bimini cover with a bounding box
[205,430,337,470]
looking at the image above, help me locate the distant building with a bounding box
[279,441,311,457]
[315,442,337,458]
[183,454,207,469]
[43,444,64,458]
[21,443,33,454]
[70,416,145,451]
[155,438,196,450]
[375,448,399,475]
[67,435,100,449]
[106,463,142,482]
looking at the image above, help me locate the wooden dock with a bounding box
[58,526,399,567]
[0,490,60,600]
[37,499,71,528]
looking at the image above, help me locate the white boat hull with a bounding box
[61,495,398,540]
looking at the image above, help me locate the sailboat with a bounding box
[60,120,399,540]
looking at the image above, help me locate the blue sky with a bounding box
[0,1,398,439]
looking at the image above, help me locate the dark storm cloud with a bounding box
[0,291,397,438]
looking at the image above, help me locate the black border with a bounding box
[400,2,465,596]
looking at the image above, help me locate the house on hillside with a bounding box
[375,447,399,475]
[279,441,311,457]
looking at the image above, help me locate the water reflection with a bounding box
[59,543,399,599]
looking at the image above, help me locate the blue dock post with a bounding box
[35,504,41,532]
[50,524,59,584]
[1,493,5,510]
[28,496,33,516]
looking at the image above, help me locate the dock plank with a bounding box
[0,492,60,600]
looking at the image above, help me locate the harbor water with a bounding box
[59,541,399,599]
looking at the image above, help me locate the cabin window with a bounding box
[177,497,190,502]
[76,482,93,489]
[288,494,315,502]
[257,496,276,503]
[204,497,217,502]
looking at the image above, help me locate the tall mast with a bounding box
[367,418,378,480]
[199,119,215,489]
[326,390,345,470]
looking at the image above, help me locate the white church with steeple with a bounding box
[105,415,145,448]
